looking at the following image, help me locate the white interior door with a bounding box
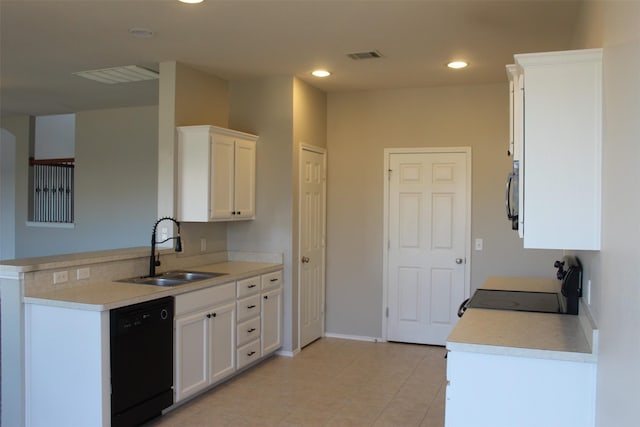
[299,146,326,348]
[386,149,470,345]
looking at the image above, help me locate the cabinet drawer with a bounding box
[175,282,235,316]
[237,294,261,322]
[236,317,261,347]
[261,270,282,290]
[237,339,261,370]
[236,275,261,298]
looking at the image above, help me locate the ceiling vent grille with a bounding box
[72,65,159,84]
[346,50,383,60]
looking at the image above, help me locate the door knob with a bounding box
[455,258,465,265]
[301,256,310,263]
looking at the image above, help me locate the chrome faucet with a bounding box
[149,217,182,277]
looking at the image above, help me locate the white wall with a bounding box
[0,129,16,260]
[34,114,75,159]
[326,84,562,339]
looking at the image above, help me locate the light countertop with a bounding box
[446,276,598,363]
[23,261,282,312]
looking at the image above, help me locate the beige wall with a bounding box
[228,76,297,351]
[326,84,561,339]
[571,2,640,426]
[2,107,159,258]
[157,61,230,254]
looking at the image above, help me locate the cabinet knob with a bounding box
[212,312,217,317]
[264,295,268,300]
[206,314,212,319]
[301,256,310,263]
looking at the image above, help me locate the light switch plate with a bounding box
[474,238,483,251]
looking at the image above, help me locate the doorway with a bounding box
[383,148,471,345]
[298,145,327,348]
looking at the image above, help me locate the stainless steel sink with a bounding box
[118,270,227,287]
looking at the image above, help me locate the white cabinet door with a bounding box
[208,302,236,384]
[261,287,282,355]
[175,309,209,401]
[233,138,256,219]
[210,136,235,220]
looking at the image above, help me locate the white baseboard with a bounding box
[324,332,384,343]
[275,348,299,358]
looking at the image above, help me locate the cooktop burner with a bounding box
[466,289,563,314]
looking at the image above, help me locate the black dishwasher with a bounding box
[110,296,174,427]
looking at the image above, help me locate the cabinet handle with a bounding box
[264,295,268,300]
[247,351,256,357]
[248,284,257,288]
[270,278,278,282]
[248,328,256,333]
[212,312,217,317]
[206,314,211,318]
[247,305,256,309]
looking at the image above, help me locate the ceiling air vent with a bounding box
[346,50,383,60]
[73,65,159,84]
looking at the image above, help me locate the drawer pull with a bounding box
[247,305,256,309]
[247,351,256,357]
[248,284,257,288]
[270,278,278,282]
[248,328,256,333]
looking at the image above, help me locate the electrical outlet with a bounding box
[53,270,68,284]
[77,267,90,280]
[474,238,483,251]
[200,238,207,252]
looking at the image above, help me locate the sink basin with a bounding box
[118,270,227,287]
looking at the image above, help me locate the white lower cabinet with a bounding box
[175,270,283,403]
[174,283,236,402]
[445,350,596,427]
[261,287,282,355]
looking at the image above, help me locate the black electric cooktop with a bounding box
[466,289,563,314]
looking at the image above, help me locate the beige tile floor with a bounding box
[147,338,447,427]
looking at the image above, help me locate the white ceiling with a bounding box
[0,0,584,117]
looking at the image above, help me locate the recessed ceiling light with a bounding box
[312,70,331,78]
[447,61,468,69]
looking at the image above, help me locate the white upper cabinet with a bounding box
[509,49,602,250]
[177,125,258,222]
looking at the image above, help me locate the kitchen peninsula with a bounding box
[0,247,283,427]
[445,276,599,427]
